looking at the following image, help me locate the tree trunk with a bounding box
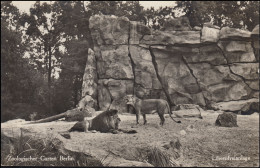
[48,46,52,114]
[73,75,79,108]
[33,112,66,123]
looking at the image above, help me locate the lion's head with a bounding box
[124,95,136,106]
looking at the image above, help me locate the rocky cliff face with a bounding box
[82,15,259,113]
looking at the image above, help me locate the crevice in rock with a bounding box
[102,82,114,110]
[215,97,258,103]
[250,39,259,61]
[128,22,137,95]
[185,61,228,66]
[182,54,208,108]
[227,62,258,64]
[216,45,258,91]
[135,83,147,90]
[199,28,202,43]
[148,45,175,106]
[92,48,100,110]
[99,77,134,80]
[218,38,252,42]
[172,43,202,48]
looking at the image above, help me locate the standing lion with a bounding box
[124,95,181,125]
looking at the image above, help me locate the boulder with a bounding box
[189,63,251,102]
[252,38,259,50]
[97,81,112,111]
[212,98,259,113]
[217,41,256,63]
[129,46,160,89]
[174,104,203,110]
[252,40,259,62]
[201,23,220,43]
[98,79,134,112]
[129,45,162,98]
[89,15,129,45]
[203,22,220,29]
[251,25,259,37]
[151,46,206,106]
[215,112,238,127]
[129,21,151,44]
[172,104,203,119]
[162,17,192,31]
[140,30,201,45]
[251,25,259,62]
[225,41,253,52]
[95,45,134,79]
[81,48,98,100]
[245,80,259,90]
[219,27,251,40]
[230,63,259,80]
[183,44,227,65]
[172,109,203,119]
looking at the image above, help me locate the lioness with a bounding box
[124,95,181,125]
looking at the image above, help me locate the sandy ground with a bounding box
[1,110,259,167]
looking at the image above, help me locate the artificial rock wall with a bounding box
[81,15,259,113]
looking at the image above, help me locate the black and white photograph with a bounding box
[1,1,259,167]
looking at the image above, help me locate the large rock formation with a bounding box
[82,15,259,113]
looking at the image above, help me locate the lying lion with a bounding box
[68,109,137,134]
[124,95,181,125]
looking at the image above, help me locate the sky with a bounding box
[12,1,177,13]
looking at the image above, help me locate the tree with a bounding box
[1,1,28,105]
[174,1,259,30]
[87,1,146,23]
[144,6,176,30]
[1,2,51,121]
[53,40,89,113]
[19,1,65,114]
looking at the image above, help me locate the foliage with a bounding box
[1,2,51,122]
[144,6,176,30]
[53,40,88,113]
[174,1,259,30]
[19,1,67,114]
[87,1,146,22]
[1,2,40,106]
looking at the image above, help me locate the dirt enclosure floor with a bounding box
[72,111,259,167]
[1,110,259,167]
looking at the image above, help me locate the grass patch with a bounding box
[131,146,178,167]
[1,130,103,166]
[147,146,177,167]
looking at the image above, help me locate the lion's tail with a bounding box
[166,102,181,123]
